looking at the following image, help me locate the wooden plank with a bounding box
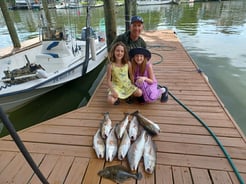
[190,168,212,184]
[0,153,28,183]
[157,152,246,173]
[82,158,104,184]
[0,151,16,173]
[29,154,60,184]
[172,166,193,184]
[155,165,173,184]
[47,155,74,184]
[210,170,233,184]
[156,141,225,157]
[155,133,246,147]
[25,125,97,136]
[64,157,89,184]
[10,153,44,184]
[18,132,92,146]
[229,172,246,184]
[0,141,95,158]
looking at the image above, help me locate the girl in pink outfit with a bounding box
[107,42,142,105]
[129,47,168,103]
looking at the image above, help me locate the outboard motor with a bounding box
[81,27,97,41]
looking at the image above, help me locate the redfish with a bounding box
[118,130,131,160]
[128,115,139,141]
[100,112,112,139]
[127,130,147,171]
[143,135,157,174]
[115,112,130,139]
[92,128,105,159]
[105,125,118,162]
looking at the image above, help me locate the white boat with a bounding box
[0,26,107,112]
[55,1,69,9]
[137,0,174,5]
[14,0,42,10]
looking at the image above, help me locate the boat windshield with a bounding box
[42,27,65,41]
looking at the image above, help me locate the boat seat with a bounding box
[46,41,59,50]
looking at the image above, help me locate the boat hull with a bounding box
[0,38,107,112]
[0,85,61,112]
[137,0,174,5]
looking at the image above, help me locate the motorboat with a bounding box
[137,0,175,5]
[55,1,69,9]
[0,26,107,112]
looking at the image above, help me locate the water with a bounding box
[0,1,246,135]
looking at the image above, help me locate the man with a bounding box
[109,16,149,104]
[111,15,146,52]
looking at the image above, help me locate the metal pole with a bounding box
[82,0,91,75]
[0,107,49,184]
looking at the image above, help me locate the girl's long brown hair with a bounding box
[131,56,147,76]
[109,41,129,64]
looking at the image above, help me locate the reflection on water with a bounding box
[0,1,246,135]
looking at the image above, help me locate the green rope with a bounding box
[168,91,245,184]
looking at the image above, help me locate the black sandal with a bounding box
[114,99,120,105]
[137,96,145,104]
[160,87,168,103]
[125,96,134,104]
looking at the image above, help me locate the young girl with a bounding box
[107,42,142,105]
[129,47,168,103]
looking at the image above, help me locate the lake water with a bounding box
[0,0,246,136]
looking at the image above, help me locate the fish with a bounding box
[132,110,160,136]
[128,115,139,141]
[115,112,130,139]
[92,128,105,159]
[118,130,131,160]
[127,130,147,171]
[98,165,142,183]
[143,135,157,174]
[105,125,118,162]
[100,112,112,139]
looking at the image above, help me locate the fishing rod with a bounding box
[0,107,49,184]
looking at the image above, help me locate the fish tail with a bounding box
[131,110,139,116]
[124,112,130,115]
[118,154,123,160]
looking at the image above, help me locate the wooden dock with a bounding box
[0,37,41,59]
[0,30,245,184]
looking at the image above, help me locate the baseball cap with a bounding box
[131,16,144,24]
